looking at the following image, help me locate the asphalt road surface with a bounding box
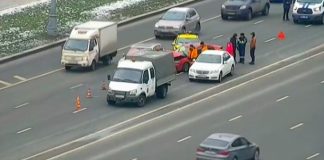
[0,0,324,159]
[56,49,324,160]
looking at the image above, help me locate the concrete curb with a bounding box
[0,0,198,65]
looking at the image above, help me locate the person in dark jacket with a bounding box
[249,32,256,65]
[230,33,238,63]
[237,33,247,64]
[283,0,293,21]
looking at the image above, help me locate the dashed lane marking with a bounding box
[254,20,264,24]
[17,128,31,134]
[290,123,304,130]
[14,102,29,109]
[320,80,324,84]
[177,136,191,143]
[131,158,138,160]
[276,96,289,102]
[73,108,87,114]
[14,75,27,81]
[202,15,221,23]
[305,25,312,28]
[306,153,320,159]
[228,115,242,122]
[70,84,83,89]
[213,35,223,39]
[264,37,276,43]
[0,80,11,86]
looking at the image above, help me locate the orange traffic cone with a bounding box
[86,88,93,98]
[101,81,107,90]
[75,96,81,111]
[277,31,286,40]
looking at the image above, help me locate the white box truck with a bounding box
[106,51,176,107]
[61,21,117,71]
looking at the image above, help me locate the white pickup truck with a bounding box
[61,21,117,71]
[107,51,176,107]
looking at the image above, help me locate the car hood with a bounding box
[224,0,247,6]
[109,81,140,92]
[294,1,322,8]
[156,20,184,27]
[191,62,222,71]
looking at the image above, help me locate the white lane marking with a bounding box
[73,108,87,114]
[70,84,83,89]
[254,20,264,24]
[320,80,324,84]
[290,123,304,130]
[213,35,223,39]
[23,48,324,160]
[131,158,138,160]
[264,37,276,43]
[14,75,27,81]
[17,128,31,134]
[276,96,289,102]
[202,15,221,23]
[176,72,184,76]
[117,37,155,51]
[306,153,320,159]
[177,136,191,143]
[228,115,242,122]
[0,80,11,86]
[14,102,29,109]
[305,25,312,28]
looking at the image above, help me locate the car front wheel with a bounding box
[218,72,223,83]
[253,150,260,160]
[246,9,252,20]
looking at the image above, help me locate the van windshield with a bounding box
[113,68,142,84]
[297,0,322,3]
[64,39,88,52]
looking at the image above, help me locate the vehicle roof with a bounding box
[201,50,226,56]
[118,59,152,70]
[131,42,161,49]
[168,7,191,12]
[177,33,199,39]
[75,21,115,29]
[208,133,240,143]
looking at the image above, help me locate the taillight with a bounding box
[217,150,230,157]
[196,147,205,152]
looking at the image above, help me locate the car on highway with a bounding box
[196,133,260,160]
[172,33,200,51]
[221,0,270,20]
[154,7,201,38]
[292,0,324,24]
[189,50,235,82]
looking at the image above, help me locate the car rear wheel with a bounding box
[195,23,201,33]
[262,5,269,16]
[156,85,168,99]
[253,150,260,160]
[229,65,234,76]
[102,55,112,65]
[183,63,190,72]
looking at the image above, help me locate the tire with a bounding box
[107,100,116,105]
[319,14,324,24]
[64,66,71,71]
[195,22,201,33]
[155,34,161,39]
[253,150,260,160]
[262,5,269,16]
[90,60,96,71]
[293,19,299,24]
[189,78,194,82]
[102,56,111,65]
[229,65,234,76]
[218,72,223,83]
[233,157,238,160]
[183,63,190,72]
[246,9,252,20]
[137,94,146,107]
[156,85,168,99]
[221,14,228,20]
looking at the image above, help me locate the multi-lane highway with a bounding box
[54,48,324,160]
[0,0,324,159]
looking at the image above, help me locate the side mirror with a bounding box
[89,46,94,51]
[107,75,111,81]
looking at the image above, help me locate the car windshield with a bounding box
[177,38,200,44]
[64,39,88,52]
[113,68,142,84]
[162,11,186,21]
[202,138,229,148]
[196,54,222,63]
[297,0,322,3]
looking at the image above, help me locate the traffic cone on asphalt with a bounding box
[277,31,286,41]
[101,81,107,90]
[75,96,81,111]
[86,88,93,98]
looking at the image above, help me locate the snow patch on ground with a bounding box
[0,0,49,16]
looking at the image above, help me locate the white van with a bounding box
[292,0,324,24]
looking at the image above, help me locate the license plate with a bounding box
[115,95,125,98]
[227,12,235,15]
[205,151,216,154]
[300,15,308,19]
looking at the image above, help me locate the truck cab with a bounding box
[292,0,324,24]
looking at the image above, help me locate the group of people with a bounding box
[227,32,256,65]
[188,41,208,60]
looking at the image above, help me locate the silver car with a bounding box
[196,133,260,160]
[154,7,201,38]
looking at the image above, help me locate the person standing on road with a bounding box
[237,33,247,64]
[283,0,293,21]
[249,32,256,65]
[188,44,198,60]
[230,33,238,63]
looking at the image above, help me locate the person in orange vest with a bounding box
[188,44,198,60]
[200,41,208,52]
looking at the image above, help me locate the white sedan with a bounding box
[188,50,235,82]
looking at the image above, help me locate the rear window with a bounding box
[202,138,229,148]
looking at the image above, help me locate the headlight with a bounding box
[82,56,88,61]
[293,6,298,11]
[314,6,321,12]
[107,87,113,94]
[222,4,225,9]
[189,69,196,73]
[209,70,219,74]
[129,89,137,95]
[155,23,159,28]
[240,5,247,10]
